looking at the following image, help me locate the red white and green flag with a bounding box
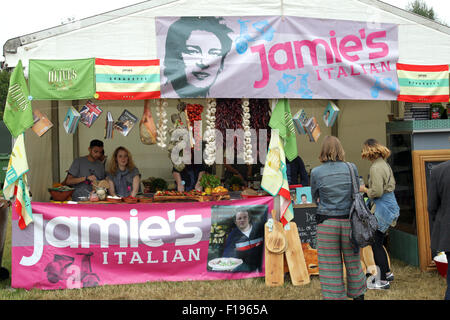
[261,129,294,227]
[95,58,161,100]
[396,63,449,103]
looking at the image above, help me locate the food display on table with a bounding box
[48,185,75,201]
[211,186,228,195]
[199,174,221,194]
[106,195,122,203]
[153,189,230,202]
[137,196,153,203]
[123,196,138,204]
[241,188,269,199]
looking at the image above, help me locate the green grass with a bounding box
[0,214,446,300]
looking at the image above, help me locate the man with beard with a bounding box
[65,139,106,201]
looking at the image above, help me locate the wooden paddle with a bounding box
[265,223,284,287]
[361,245,377,276]
[284,222,310,285]
[265,210,287,254]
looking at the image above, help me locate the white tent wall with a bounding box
[5,0,450,70]
[5,0,450,201]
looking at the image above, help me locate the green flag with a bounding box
[269,99,298,161]
[29,58,95,100]
[3,60,34,138]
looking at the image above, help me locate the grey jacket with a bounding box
[427,160,450,252]
[311,161,357,216]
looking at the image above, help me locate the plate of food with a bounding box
[106,196,122,203]
[123,196,138,204]
[208,257,243,271]
[138,197,153,203]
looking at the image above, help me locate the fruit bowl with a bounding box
[48,187,74,201]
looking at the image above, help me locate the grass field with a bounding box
[0,215,446,300]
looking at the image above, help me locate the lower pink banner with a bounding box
[11,197,273,290]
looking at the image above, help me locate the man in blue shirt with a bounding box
[286,155,309,186]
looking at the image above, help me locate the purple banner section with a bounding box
[156,16,399,100]
[11,198,273,290]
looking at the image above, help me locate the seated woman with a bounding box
[106,146,140,198]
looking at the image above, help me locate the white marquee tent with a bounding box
[2,0,450,203]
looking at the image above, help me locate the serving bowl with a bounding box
[48,188,74,201]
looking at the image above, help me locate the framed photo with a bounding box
[296,186,312,205]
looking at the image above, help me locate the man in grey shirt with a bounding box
[65,139,106,201]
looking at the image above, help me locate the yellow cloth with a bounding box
[261,130,294,226]
[2,134,33,229]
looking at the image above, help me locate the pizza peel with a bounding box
[265,210,287,254]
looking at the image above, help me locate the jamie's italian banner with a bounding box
[156,16,399,100]
[29,58,95,100]
[11,198,272,290]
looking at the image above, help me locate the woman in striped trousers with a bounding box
[311,136,366,300]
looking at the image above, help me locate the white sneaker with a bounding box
[386,272,394,282]
[366,276,390,290]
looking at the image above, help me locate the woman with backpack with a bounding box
[310,136,366,300]
[360,138,400,290]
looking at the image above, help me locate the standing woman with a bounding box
[311,136,366,300]
[360,138,399,290]
[107,146,141,198]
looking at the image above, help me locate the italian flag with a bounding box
[95,58,161,100]
[397,63,449,103]
[261,130,294,227]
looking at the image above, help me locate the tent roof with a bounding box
[4,0,450,71]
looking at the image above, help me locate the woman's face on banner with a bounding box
[181,30,222,90]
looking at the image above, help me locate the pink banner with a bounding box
[11,197,273,290]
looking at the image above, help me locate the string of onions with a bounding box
[242,98,253,165]
[203,98,217,166]
[156,99,168,148]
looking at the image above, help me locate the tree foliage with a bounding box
[406,0,436,20]
[0,69,11,120]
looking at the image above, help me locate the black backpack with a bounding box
[345,162,378,248]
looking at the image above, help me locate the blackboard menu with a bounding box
[292,205,317,249]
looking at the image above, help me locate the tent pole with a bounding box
[50,100,60,183]
[72,100,80,159]
[331,99,339,138]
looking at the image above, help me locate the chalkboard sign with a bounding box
[292,204,317,249]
